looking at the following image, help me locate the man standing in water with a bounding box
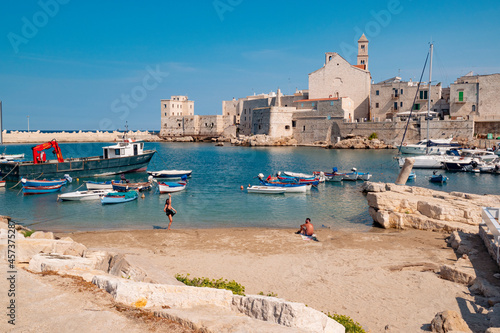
[163,193,177,230]
[296,218,314,236]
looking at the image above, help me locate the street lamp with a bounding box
[27,115,29,132]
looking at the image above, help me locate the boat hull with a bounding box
[58,190,110,201]
[85,181,113,190]
[23,184,64,195]
[101,191,138,204]
[247,186,285,194]
[148,170,192,179]
[158,181,187,193]
[0,150,156,181]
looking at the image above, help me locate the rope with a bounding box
[398,50,430,155]
[2,162,19,182]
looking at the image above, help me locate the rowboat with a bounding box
[111,180,152,192]
[259,180,311,192]
[315,168,345,182]
[247,186,286,194]
[407,172,416,181]
[23,184,64,195]
[147,170,192,179]
[158,181,187,193]
[356,172,372,181]
[58,189,111,201]
[284,171,325,183]
[101,190,138,204]
[429,172,448,183]
[85,181,113,190]
[21,174,72,187]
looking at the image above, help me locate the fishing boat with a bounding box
[356,171,372,181]
[315,168,345,182]
[21,174,72,187]
[23,183,64,195]
[429,171,448,183]
[283,171,325,183]
[147,170,192,179]
[158,181,187,193]
[0,137,155,181]
[101,190,138,204]
[246,186,286,194]
[341,168,360,181]
[111,180,152,192]
[58,189,111,201]
[85,181,113,190]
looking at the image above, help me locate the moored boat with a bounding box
[147,170,192,179]
[21,174,72,187]
[23,184,64,195]
[247,186,286,194]
[0,153,25,161]
[111,180,152,192]
[158,181,187,193]
[397,138,461,155]
[58,189,111,201]
[0,180,5,187]
[85,181,113,190]
[429,171,448,183]
[101,190,138,204]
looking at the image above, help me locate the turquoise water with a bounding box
[1,142,499,232]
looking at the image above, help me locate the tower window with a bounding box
[472,105,476,112]
[361,45,365,49]
[375,103,379,108]
[361,60,365,64]
[376,90,379,96]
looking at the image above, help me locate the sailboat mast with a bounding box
[426,43,433,154]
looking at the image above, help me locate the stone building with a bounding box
[308,34,371,121]
[161,96,194,117]
[371,77,443,121]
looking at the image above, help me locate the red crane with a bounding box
[31,139,64,164]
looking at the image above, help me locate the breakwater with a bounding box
[2,130,161,143]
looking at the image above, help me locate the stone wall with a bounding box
[160,115,231,138]
[2,130,159,143]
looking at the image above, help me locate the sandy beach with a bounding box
[56,227,497,332]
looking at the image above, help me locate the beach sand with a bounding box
[61,227,495,332]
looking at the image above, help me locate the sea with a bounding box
[1,142,499,232]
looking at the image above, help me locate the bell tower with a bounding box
[357,33,369,70]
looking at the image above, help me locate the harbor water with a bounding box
[0,142,499,232]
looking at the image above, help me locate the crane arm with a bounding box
[32,139,64,164]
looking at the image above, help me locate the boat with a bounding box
[158,181,187,193]
[58,189,111,201]
[407,172,416,180]
[0,153,25,161]
[111,180,152,192]
[273,174,319,186]
[356,171,372,181]
[397,138,461,155]
[246,186,286,194]
[147,170,192,179]
[259,182,310,193]
[0,180,5,187]
[429,172,448,183]
[22,183,64,195]
[101,190,138,204]
[283,171,325,183]
[398,155,445,169]
[0,137,155,181]
[342,168,360,181]
[85,181,113,190]
[21,174,72,187]
[442,149,498,171]
[315,168,345,182]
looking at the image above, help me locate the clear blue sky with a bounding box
[1,0,499,130]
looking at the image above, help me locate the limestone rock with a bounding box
[470,278,500,298]
[361,181,387,193]
[232,295,344,333]
[486,327,500,333]
[28,253,99,273]
[488,303,500,328]
[430,310,472,333]
[30,231,55,239]
[440,259,476,286]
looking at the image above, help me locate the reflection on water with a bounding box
[0,142,498,232]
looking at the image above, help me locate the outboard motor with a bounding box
[257,173,264,180]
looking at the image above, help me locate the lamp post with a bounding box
[27,115,29,132]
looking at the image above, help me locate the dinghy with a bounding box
[85,181,113,190]
[158,181,187,193]
[21,174,72,187]
[247,186,286,194]
[101,190,138,204]
[23,184,64,195]
[147,170,192,179]
[58,190,111,201]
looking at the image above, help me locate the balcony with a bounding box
[454,98,467,104]
[391,93,399,99]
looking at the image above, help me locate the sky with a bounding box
[0,0,499,131]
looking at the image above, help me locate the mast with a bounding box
[426,43,433,154]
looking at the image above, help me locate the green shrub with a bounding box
[21,230,35,237]
[368,132,378,140]
[175,273,245,295]
[258,291,278,297]
[327,313,365,333]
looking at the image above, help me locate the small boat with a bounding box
[342,168,359,181]
[0,180,5,187]
[147,170,192,179]
[85,181,113,190]
[0,153,25,161]
[284,171,325,183]
[23,184,64,195]
[407,172,416,180]
[158,181,187,193]
[101,190,138,204]
[397,138,461,155]
[58,189,111,201]
[356,172,372,181]
[111,180,152,192]
[259,181,311,193]
[247,186,286,194]
[316,168,345,182]
[429,171,448,183]
[21,174,72,187]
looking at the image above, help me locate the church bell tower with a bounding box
[357,33,369,70]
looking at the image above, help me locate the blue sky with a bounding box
[1,0,499,130]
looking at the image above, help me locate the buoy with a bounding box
[240,185,243,190]
[141,193,145,199]
[76,178,79,182]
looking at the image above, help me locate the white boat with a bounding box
[398,155,445,169]
[397,138,460,155]
[0,180,5,187]
[158,181,187,193]
[58,189,111,201]
[247,186,286,194]
[147,170,192,179]
[284,171,325,183]
[0,153,25,161]
[85,181,113,190]
[356,172,372,181]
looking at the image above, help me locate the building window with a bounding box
[361,45,365,50]
[178,123,181,127]
[330,101,334,106]
[190,105,192,108]
[285,125,290,130]
[312,102,315,107]
[394,102,398,110]
[458,91,464,102]
[164,112,167,116]
[472,105,476,112]
[400,89,403,95]
[292,120,296,127]
[361,60,365,64]
[375,103,379,108]
[400,102,403,107]
[376,90,379,96]
[164,104,166,108]
[413,104,421,110]
[258,125,261,129]
[419,90,428,100]
[303,126,306,131]
[180,105,182,108]
[244,117,246,121]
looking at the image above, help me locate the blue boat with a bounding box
[101,190,138,204]
[21,174,72,187]
[23,184,64,195]
[429,171,448,183]
[407,172,416,181]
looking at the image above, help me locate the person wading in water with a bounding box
[163,193,177,230]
